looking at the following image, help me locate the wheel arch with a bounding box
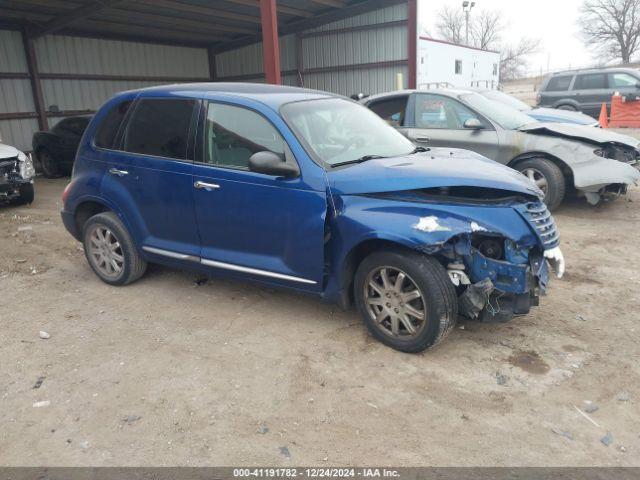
[509,151,575,189]
[337,237,445,309]
[74,199,112,237]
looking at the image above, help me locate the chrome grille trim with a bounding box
[521,201,560,249]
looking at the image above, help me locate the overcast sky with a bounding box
[418,0,595,75]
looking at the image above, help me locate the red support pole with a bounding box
[259,0,281,85]
[407,0,417,89]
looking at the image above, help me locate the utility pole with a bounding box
[462,1,475,45]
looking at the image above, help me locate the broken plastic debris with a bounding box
[413,216,450,233]
[33,400,50,408]
[601,432,614,447]
[39,331,50,339]
[544,246,565,279]
[470,221,487,232]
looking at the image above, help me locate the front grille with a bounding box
[0,157,18,178]
[521,201,560,249]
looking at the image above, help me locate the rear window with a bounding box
[575,73,607,90]
[94,100,131,149]
[545,76,573,92]
[123,98,195,160]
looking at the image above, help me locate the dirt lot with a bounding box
[1,177,639,467]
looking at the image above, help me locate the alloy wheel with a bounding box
[363,266,427,338]
[87,225,124,279]
[522,167,549,194]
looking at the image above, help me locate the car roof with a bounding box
[364,88,473,103]
[123,82,339,110]
[547,67,639,77]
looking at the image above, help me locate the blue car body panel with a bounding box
[62,83,558,312]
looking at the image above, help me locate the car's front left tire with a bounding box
[38,149,61,178]
[82,212,147,286]
[354,249,457,353]
[15,184,35,205]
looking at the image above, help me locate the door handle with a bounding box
[109,168,129,177]
[194,180,221,190]
[414,136,430,143]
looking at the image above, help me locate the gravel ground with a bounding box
[0,177,639,466]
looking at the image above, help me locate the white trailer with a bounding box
[417,37,500,90]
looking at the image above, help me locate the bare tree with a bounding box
[471,9,503,50]
[580,0,640,63]
[499,38,541,80]
[435,5,465,44]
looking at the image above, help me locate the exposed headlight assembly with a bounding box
[18,151,36,180]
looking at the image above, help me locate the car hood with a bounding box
[519,122,640,148]
[0,143,20,160]
[327,148,542,197]
[527,107,597,125]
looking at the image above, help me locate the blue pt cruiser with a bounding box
[61,84,564,353]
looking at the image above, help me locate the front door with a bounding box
[405,92,501,162]
[101,97,201,258]
[192,101,327,291]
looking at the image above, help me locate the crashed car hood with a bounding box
[527,107,597,125]
[327,148,542,197]
[519,122,640,148]
[0,143,20,160]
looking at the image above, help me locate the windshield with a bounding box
[281,98,415,166]
[480,90,530,111]
[462,92,537,130]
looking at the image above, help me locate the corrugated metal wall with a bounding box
[0,30,37,150]
[216,3,408,96]
[0,31,209,151]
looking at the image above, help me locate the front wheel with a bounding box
[354,250,457,353]
[557,104,577,111]
[15,183,35,205]
[516,158,566,211]
[82,212,147,286]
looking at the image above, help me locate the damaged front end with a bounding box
[0,146,35,203]
[331,186,564,324]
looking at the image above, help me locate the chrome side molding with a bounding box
[142,246,317,285]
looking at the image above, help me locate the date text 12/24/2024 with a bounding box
[233,468,400,478]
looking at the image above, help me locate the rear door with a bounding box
[191,100,326,291]
[405,92,501,161]
[101,96,201,258]
[573,73,610,116]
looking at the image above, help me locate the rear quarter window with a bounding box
[544,75,573,92]
[94,100,132,149]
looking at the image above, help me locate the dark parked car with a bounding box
[477,89,598,126]
[537,67,640,117]
[33,116,91,178]
[61,83,564,353]
[363,89,640,210]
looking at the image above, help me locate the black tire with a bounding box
[515,157,566,211]
[556,104,577,111]
[15,183,35,205]
[39,149,61,178]
[354,249,457,353]
[82,211,147,286]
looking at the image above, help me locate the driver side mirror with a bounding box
[463,118,484,130]
[249,151,300,179]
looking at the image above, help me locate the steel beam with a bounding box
[407,0,417,89]
[259,0,281,85]
[21,29,48,131]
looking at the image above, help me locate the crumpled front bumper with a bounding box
[572,157,640,204]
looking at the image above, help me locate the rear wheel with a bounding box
[82,212,147,286]
[557,104,577,111]
[354,250,457,353]
[39,149,61,178]
[516,158,566,211]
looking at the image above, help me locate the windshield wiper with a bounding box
[410,146,430,154]
[330,154,386,168]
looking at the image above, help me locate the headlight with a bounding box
[18,152,36,180]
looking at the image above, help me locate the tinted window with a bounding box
[123,99,195,159]
[575,73,607,90]
[545,75,573,91]
[368,96,408,127]
[414,94,483,129]
[95,100,132,149]
[202,103,285,169]
[609,72,638,88]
